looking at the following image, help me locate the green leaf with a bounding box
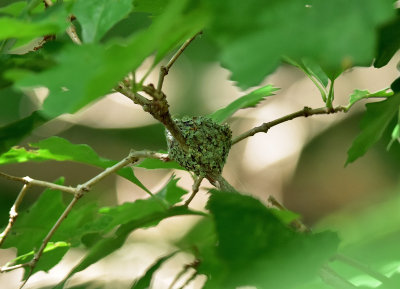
[0,5,68,41]
[155,176,188,206]
[0,111,47,155]
[137,158,184,170]
[0,1,27,17]
[130,252,177,289]
[16,0,206,118]
[210,85,279,123]
[59,206,203,286]
[347,88,393,110]
[1,179,67,255]
[11,242,70,279]
[0,136,150,193]
[374,15,400,68]
[206,0,395,88]
[73,0,133,43]
[346,93,400,165]
[199,190,339,288]
[133,0,168,15]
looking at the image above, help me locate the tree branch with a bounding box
[184,177,204,206]
[232,106,346,145]
[0,150,168,285]
[0,184,31,247]
[0,172,75,194]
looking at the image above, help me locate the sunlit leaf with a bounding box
[210,85,279,123]
[0,136,149,193]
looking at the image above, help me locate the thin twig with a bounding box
[184,177,204,206]
[0,172,75,194]
[0,263,27,273]
[157,31,202,94]
[0,184,31,247]
[232,106,346,145]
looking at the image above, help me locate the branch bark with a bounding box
[232,106,346,145]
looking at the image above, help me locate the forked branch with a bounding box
[0,150,168,287]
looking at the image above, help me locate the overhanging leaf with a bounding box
[59,206,204,287]
[197,190,339,289]
[346,93,400,165]
[0,111,47,155]
[206,0,394,88]
[72,0,133,43]
[210,85,279,123]
[0,136,150,193]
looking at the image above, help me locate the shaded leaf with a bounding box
[60,206,204,286]
[210,85,279,123]
[155,176,188,206]
[374,15,400,68]
[1,179,67,255]
[346,93,400,165]
[0,1,27,17]
[0,5,68,41]
[0,136,150,193]
[0,111,47,155]
[73,0,133,43]
[130,252,177,289]
[195,190,339,289]
[132,0,168,15]
[16,0,206,119]
[206,0,394,88]
[347,88,393,110]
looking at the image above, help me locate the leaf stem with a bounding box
[232,105,346,145]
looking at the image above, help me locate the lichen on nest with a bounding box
[166,116,232,176]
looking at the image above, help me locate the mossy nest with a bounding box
[166,116,232,176]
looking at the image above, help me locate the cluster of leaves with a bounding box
[0,0,400,288]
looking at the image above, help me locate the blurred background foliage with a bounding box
[0,0,399,288]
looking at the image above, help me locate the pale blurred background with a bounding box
[0,31,399,288]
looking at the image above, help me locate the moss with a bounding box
[166,116,232,176]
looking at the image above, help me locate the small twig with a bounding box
[0,184,31,247]
[232,106,346,145]
[214,175,237,193]
[333,254,390,284]
[157,31,201,94]
[184,177,204,206]
[0,172,75,194]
